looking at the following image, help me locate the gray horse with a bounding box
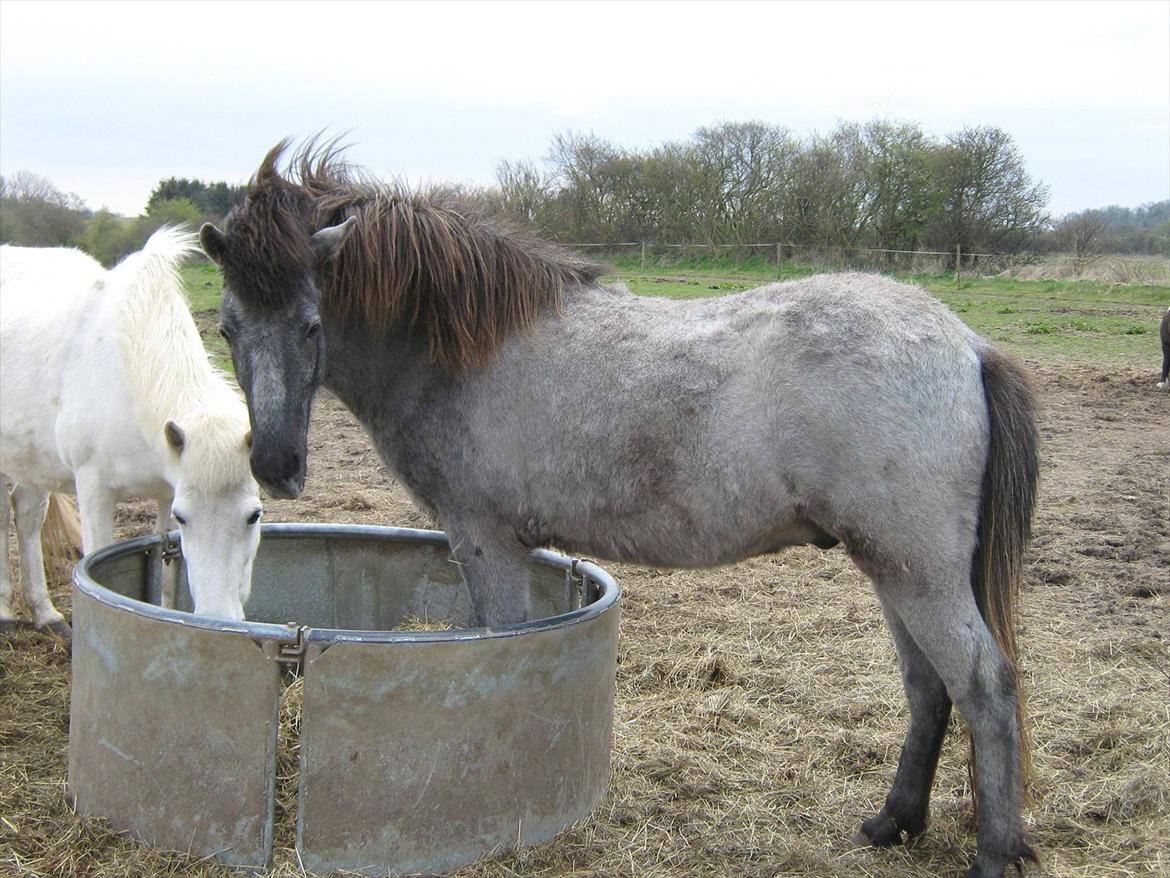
[201,141,1040,878]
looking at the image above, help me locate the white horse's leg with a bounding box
[0,475,17,633]
[11,484,69,637]
[74,470,116,555]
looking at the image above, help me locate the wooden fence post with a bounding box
[776,242,782,278]
[955,244,961,289]
[641,241,646,277]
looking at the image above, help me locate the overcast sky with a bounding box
[1,0,1167,219]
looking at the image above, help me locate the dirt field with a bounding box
[2,358,1167,878]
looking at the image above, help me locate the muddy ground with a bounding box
[1,358,1167,877]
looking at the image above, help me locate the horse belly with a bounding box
[525,471,814,568]
[0,432,74,494]
[540,510,820,568]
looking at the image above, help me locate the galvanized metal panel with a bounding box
[528,563,580,621]
[68,579,287,869]
[296,604,619,876]
[70,526,621,874]
[329,538,469,630]
[244,535,335,626]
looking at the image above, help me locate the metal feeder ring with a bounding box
[68,523,620,875]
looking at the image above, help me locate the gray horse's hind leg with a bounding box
[856,606,952,848]
[445,523,532,626]
[877,578,1034,878]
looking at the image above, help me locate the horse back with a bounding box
[420,274,990,567]
[0,242,176,494]
[0,246,108,487]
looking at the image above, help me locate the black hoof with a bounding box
[854,813,904,848]
[963,841,1039,878]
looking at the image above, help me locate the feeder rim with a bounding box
[73,523,619,644]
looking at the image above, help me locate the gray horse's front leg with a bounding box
[855,607,952,848]
[445,523,532,627]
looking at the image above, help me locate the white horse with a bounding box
[0,227,263,638]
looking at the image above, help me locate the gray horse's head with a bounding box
[201,137,603,498]
[199,199,354,499]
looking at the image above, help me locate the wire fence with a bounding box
[564,241,1170,286]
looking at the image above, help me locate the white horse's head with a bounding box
[164,410,262,620]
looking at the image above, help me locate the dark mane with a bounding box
[229,139,607,372]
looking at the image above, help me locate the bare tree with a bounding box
[1054,210,1108,257]
[925,126,1049,260]
[477,121,1052,262]
[689,121,795,245]
[0,170,89,246]
[859,120,936,255]
[494,159,551,227]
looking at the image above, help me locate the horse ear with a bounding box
[165,420,186,455]
[312,216,356,263]
[200,223,228,266]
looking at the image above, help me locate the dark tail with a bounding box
[972,348,1040,799]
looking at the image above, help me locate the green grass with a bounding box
[924,286,1165,363]
[180,258,1169,369]
[180,261,223,312]
[180,262,231,370]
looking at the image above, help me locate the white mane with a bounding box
[111,227,250,478]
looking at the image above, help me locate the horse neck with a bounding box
[113,257,243,443]
[319,310,443,428]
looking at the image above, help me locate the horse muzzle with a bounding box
[250,448,306,500]
[259,475,305,501]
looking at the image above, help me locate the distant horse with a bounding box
[1158,306,1169,390]
[0,228,263,638]
[202,142,1040,878]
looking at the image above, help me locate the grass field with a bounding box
[183,256,1169,369]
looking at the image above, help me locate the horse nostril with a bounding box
[250,444,305,491]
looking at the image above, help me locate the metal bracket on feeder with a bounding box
[160,533,182,565]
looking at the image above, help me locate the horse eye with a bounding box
[173,512,188,526]
[218,325,233,342]
[305,320,321,339]
[247,509,262,526]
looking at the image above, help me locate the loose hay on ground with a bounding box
[2,363,1167,877]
